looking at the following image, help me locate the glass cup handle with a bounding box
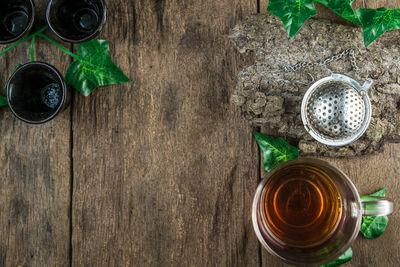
[361,196,394,216]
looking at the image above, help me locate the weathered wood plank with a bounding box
[72,0,259,266]
[0,1,72,266]
[364,0,400,8]
[260,0,268,13]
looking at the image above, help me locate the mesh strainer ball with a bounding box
[301,73,373,146]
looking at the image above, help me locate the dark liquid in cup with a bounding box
[48,0,105,42]
[15,82,62,113]
[3,9,29,35]
[263,164,342,247]
[8,63,65,123]
[72,7,99,33]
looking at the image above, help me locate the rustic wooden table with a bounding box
[0,0,398,266]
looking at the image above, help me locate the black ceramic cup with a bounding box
[46,0,106,43]
[0,0,35,44]
[7,62,67,124]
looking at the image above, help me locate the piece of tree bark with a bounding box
[230,13,400,157]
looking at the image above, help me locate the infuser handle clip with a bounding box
[359,78,373,93]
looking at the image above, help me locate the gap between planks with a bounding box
[69,42,75,267]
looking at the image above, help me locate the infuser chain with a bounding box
[282,48,360,76]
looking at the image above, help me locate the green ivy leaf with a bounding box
[321,247,353,267]
[267,0,317,39]
[66,39,131,96]
[369,187,386,197]
[356,8,400,47]
[314,0,360,25]
[360,188,389,239]
[0,95,7,107]
[253,132,299,172]
[360,215,389,239]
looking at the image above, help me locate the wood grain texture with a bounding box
[71,0,259,266]
[364,0,400,9]
[260,0,268,13]
[0,1,72,266]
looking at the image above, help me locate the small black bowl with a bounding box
[46,0,106,43]
[7,62,67,124]
[0,0,35,44]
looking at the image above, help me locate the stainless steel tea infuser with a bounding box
[301,73,373,146]
[283,49,373,146]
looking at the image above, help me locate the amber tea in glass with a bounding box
[263,164,342,248]
[252,158,393,265]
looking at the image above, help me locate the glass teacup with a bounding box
[252,158,393,265]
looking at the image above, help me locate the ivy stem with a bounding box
[30,36,35,62]
[0,25,48,56]
[37,33,79,60]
